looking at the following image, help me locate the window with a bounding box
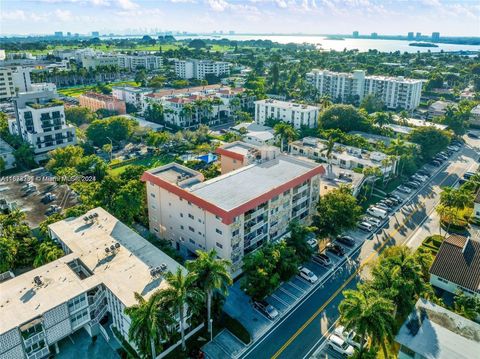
[180,213,184,218]
[150,193,155,198]
[188,201,192,206]
[189,226,195,232]
[216,228,223,235]
[188,213,194,220]
[216,242,223,249]
[180,225,184,230]
[232,229,239,236]
[189,238,195,244]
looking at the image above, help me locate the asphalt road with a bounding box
[239,140,479,359]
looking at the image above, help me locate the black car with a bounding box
[468,132,479,139]
[253,300,279,320]
[336,235,355,247]
[327,243,346,257]
[417,170,430,177]
[431,160,441,167]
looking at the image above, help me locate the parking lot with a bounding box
[0,168,78,227]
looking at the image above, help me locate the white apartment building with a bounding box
[0,67,32,100]
[9,87,76,160]
[117,55,162,71]
[306,69,365,103]
[306,69,423,110]
[112,86,153,112]
[290,137,397,176]
[0,208,186,359]
[254,99,320,129]
[174,59,231,80]
[142,143,324,275]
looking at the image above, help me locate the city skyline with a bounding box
[1,0,479,37]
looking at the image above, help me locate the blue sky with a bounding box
[0,0,479,36]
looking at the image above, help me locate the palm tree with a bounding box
[274,122,298,152]
[162,268,204,351]
[319,95,333,109]
[339,287,395,357]
[186,250,232,335]
[321,136,336,178]
[436,203,456,234]
[124,292,174,359]
[33,240,64,268]
[373,112,391,129]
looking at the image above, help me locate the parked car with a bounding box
[417,170,431,177]
[299,266,318,283]
[411,174,427,182]
[41,193,56,204]
[334,326,361,349]
[431,160,441,167]
[336,235,355,247]
[364,215,382,227]
[367,206,388,219]
[327,243,346,256]
[382,198,397,207]
[405,181,420,189]
[467,132,479,139]
[447,145,460,152]
[253,300,279,320]
[463,171,476,180]
[306,238,318,249]
[328,334,355,356]
[387,194,403,204]
[357,221,374,232]
[397,185,412,194]
[376,202,392,212]
[312,253,332,266]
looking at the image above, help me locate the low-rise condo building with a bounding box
[289,137,397,176]
[254,99,319,129]
[231,122,275,146]
[112,86,153,113]
[78,92,127,115]
[117,54,162,71]
[9,87,76,160]
[142,143,324,275]
[305,69,423,110]
[0,208,186,359]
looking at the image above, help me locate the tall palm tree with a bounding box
[274,122,298,152]
[319,95,333,109]
[339,287,395,357]
[186,250,232,335]
[124,292,174,359]
[373,112,391,129]
[321,136,336,178]
[33,240,64,268]
[162,268,204,351]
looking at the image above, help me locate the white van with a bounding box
[366,206,388,219]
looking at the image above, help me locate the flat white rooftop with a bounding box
[188,154,320,211]
[0,207,183,334]
[255,99,319,111]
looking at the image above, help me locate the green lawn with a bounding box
[108,154,173,176]
[58,80,140,97]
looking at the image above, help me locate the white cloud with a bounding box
[55,9,73,21]
[116,0,139,10]
[1,10,27,20]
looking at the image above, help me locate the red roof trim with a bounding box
[215,147,245,162]
[142,164,325,225]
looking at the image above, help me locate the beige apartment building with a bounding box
[142,142,325,275]
[78,91,126,115]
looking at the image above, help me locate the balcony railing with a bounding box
[27,346,50,359]
[23,331,45,348]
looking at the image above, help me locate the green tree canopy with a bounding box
[319,104,371,133]
[407,127,451,161]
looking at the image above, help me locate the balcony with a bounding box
[27,346,50,359]
[23,331,46,348]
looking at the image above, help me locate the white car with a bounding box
[328,334,355,356]
[299,267,318,283]
[334,326,361,349]
[397,185,412,194]
[306,238,318,249]
[363,215,381,227]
